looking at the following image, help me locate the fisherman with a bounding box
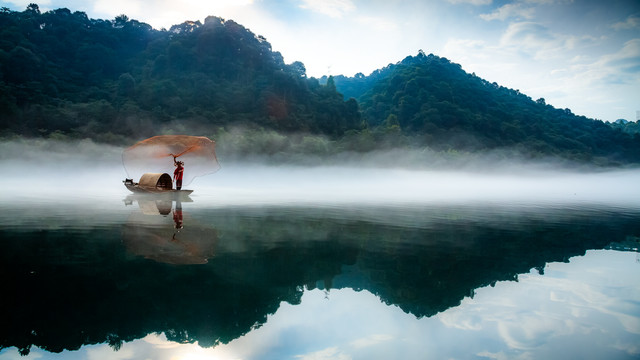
[173,156,184,190]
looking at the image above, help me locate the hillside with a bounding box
[328,52,640,163]
[1,5,639,165]
[0,5,361,141]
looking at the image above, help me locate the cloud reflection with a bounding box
[4,250,637,360]
[437,250,640,358]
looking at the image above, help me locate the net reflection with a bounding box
[122,195,217,265]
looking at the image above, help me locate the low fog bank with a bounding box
[2,131,635,173]
[0,137,610,175]
[233,147,598,175]
[0,137,124,169]
[1,138,639,208]
[0,138,126,202]
[212,127,621,173]
[199,163,640,207]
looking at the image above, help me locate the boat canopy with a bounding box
[139,173,173,191]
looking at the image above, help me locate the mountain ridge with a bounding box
[327,52,640,163]
[0,4,639,165]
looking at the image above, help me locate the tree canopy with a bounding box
[1,5,639,165]
[330,52,640,164]
[0,5,361,141]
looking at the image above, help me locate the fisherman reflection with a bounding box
[171,199,183,242]
[173,199,184,230]
[122,197,217,265]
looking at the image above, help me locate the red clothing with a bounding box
[173,165,184,181]
[173,208,183,228]
[174,165,184,189]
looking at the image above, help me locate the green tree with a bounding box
[117,73,135,97]
[26,3,40,14]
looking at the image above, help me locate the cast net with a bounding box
[122,135,220,186]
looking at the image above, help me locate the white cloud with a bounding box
[1,0,51,8]
[90,0,254,29]
[475,351,513,360]
[500,21,552,46]
[612,14,640,30]
[298,0,355,18]
[480,3,535,21]
[444,38,488,52]
[442,38,497,68]
[447,0,492,5]
[600,38,640,74]
[441,37,524,89]
[92,0,141,18]
[0,348,44,360]
[564,38,640,88]
[355,15,397,31]
[441,20,637,121]
[294,347,351,360]
[350,334,393,348]
[498,21,581,61]
[612,341,640,356]
[87,345,136,360]
[141,333,183,349]
[437,251,640,358]
[496,315,569,350]
[525,0,564,4]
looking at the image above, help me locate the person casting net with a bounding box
[173,156,184,190]
[122,135,220,188]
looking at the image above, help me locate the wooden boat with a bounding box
[124,173,193,196]
[122,136,220,199]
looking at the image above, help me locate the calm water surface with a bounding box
[1,164,640,360]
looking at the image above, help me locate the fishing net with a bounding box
[122,135,220,186]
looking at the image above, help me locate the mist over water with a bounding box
[2,139,639,209]
[2,138,639,234]
[2,139,640,359]
[203,163,640,207]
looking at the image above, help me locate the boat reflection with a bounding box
[122,195,217,265]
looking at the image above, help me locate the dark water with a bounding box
[1,165,640,359]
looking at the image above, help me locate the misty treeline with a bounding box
[1,4,639,166]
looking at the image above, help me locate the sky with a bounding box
[1,0,639,122]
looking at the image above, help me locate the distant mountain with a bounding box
[327,52,640,164]
[1,5,639,164]
[611,118,640,135]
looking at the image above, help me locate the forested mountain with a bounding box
[611,119,640,135]
[1,4,639,165]
[327,52,640,163]
[0,4,360,141]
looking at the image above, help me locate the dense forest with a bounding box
[1,4,639,165]
[0,4,360,141]
[326,53,640,163]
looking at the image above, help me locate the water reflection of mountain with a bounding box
[1,204,639,355]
